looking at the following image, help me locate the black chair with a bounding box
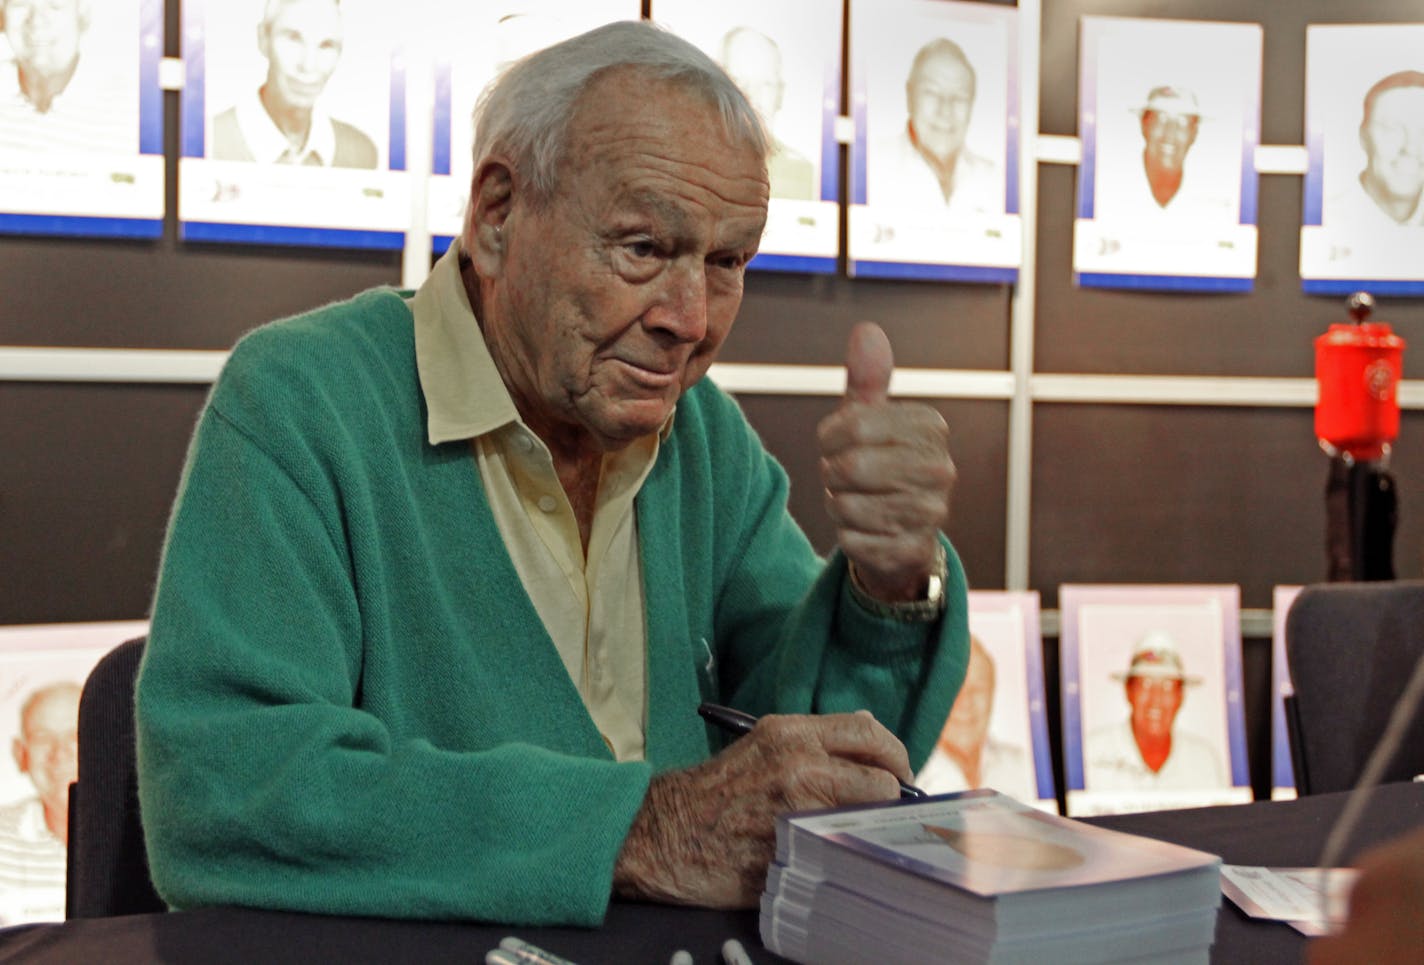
[66,635,166,918]
[1284,581,1424,796]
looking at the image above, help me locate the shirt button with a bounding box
[517,434,534,453]
[537,495,558,513]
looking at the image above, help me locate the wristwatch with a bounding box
[847,543,948,623]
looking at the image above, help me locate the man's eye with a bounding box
[626,240,657,259]
[712,253,747,271]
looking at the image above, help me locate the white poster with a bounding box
[1060,585,1250,817]
[1073,17,1262,292]
[179,0,410,248]
[1271,585,1302,801]
[0,621,146,926]
[653,0,841,273]
[0,0,163,238]
[916,591,1056,812]
[1301,24,1424,296]
[848,0,1020,283]
[427,0,639,250]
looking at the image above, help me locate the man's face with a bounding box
[939,641,994,756]
[1126,676,1183,742]
[1141,109,1199,172]
[907,51,975,162]
[1361,86,1424,208]
[3,0,84,78]
[485,71,768,451]
[721,32,784,124]
[12,688,79,815]
[259,0,344,112]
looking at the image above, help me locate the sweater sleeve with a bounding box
[137,371,649,926]
[697,387,970,771]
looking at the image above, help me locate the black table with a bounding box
[2,783,1421,964]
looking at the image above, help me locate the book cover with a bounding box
[782,789,1219,899]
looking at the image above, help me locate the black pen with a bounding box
[697,701,927,799]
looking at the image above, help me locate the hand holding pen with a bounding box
[698,703,926,799]
[612,704,922,909]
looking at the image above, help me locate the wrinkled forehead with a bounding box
[263,0,342,32]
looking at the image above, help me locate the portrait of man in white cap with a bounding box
[1083,630,1226,791]
[1135,85,1202,209]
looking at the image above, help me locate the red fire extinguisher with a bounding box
[1315,292,1406,462]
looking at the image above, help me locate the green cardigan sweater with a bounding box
[135,289,969,926]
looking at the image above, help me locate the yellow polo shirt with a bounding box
[410,244,662,762]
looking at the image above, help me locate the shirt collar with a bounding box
[411,243,676,447]
[233,87,338,165]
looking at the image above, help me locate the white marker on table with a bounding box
[721,937,754,965]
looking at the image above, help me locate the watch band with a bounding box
[847,543,948,623]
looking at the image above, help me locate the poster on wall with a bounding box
[178,0,409,248]
[653,0,842,273]
[1073,17,1262,292]
[428,0,638,252]
[0,621,147,926]
[847,0,1020,283]
[1271,585,1302,801]
[1059,584,1251,817]
[915,591,1057,813]
[0,0,163,239]
[1301,24,1424,296]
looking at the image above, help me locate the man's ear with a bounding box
[466,158,516,279]
[12,736,28,775]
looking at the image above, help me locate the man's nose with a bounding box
[646,261,709,342]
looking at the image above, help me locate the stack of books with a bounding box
[761,789,1221,964]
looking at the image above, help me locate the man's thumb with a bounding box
[844,321,893,406]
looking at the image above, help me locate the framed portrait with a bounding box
[847,0,1020,283]
[653,0,842,274]
[1271,584,1302,801]
[179,0,410,248]
[1073,16,1262,292]
[1300,24,1424,296]
[0,0,163,239]
[0,620,146,926]
[916,591,1056,812]
[1060,584,1250,817]
[427,0,639,251]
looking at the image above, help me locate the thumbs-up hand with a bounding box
[817,322,955,603]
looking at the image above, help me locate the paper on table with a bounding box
[1220,865,1359,937]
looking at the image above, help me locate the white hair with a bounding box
[467,20,768,219]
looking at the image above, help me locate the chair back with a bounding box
[1285,581,1424,795]
[66,636,165,918]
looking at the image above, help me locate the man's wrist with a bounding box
[846,543,948,623]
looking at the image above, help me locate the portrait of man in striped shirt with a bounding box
[0,0,137,155]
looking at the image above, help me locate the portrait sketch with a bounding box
[1073,16,1262,292]
[916,591,1055,811]
[0,622,145,926]
[652,0,841,272]
[848,0,1019,282]
[1301,24,1424,295]
[0,0,163,239]
[428,0,637,243]
[200,0,390,169]
[1060,585,1248,817]
[0,0,141,156]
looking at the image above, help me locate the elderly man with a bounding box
[874,37,998,213]
[137,21,967,926]
[0,0,131,153]
[0,682,80,925]
[211,0,376,167]
[1084,632,1225,791]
